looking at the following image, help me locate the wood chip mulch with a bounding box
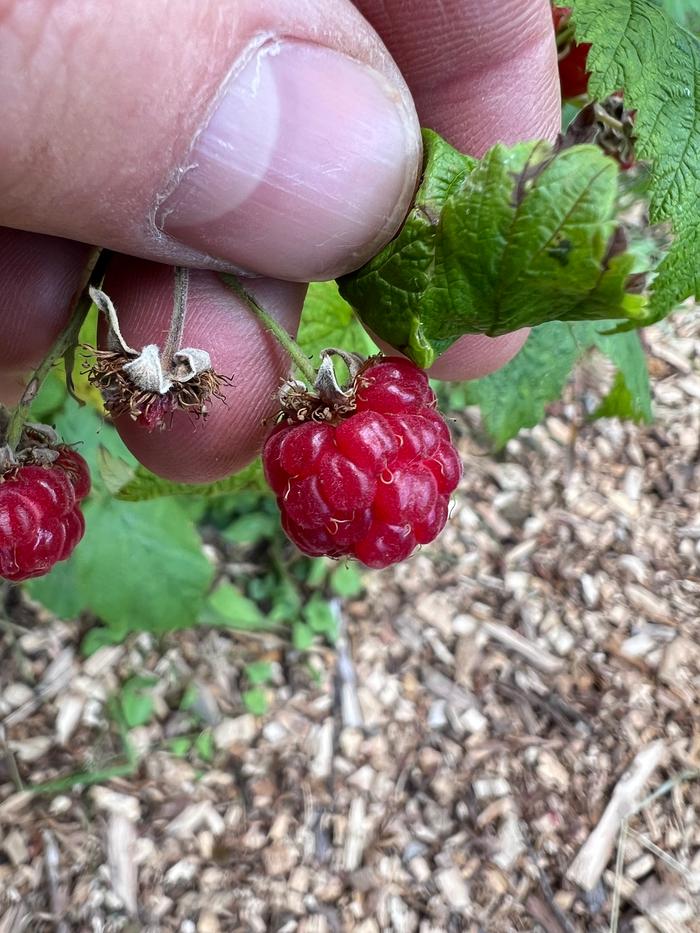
[1,309,699,933]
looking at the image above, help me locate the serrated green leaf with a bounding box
[73,498,213,636]
[566,0,700,318]
[297,283,378,368]
[202,582,267,631]
[462,323,591,448]
[26,557,84,619]
[339,131,646,366]
[268,577,302,624]
[115,458,267,502]
[463,319,652,447]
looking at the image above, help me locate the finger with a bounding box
[100,258,305,484]
[1,0,420,282]
[354,0,560,155]
[354,0,560,379]
[0,228,90,404]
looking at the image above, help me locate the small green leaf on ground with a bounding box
[330,563,365,598]
[202,582,268,631]
[120,675,158,729]
[242,687,269,716]
[245,660,274,686]
[292,622,315,652]
[303,596,338,641]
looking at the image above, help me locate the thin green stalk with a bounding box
[221,273,317,384]
[5,247,111,452]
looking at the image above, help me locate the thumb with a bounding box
[0,0,420,282]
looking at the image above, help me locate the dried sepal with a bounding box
[275,348,375,425]
[85,272,230,430]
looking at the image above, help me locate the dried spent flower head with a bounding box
[85,347,231,429]
[275,348,368,426]
[86,273,231,430]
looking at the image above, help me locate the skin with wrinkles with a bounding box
[0,0,560,482]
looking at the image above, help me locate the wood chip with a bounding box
[567,741,667,891]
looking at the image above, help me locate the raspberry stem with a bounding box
[4,247,111,453]
[220,274,317,385]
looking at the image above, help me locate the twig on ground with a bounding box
[567,740,667,891]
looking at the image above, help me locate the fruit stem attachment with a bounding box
[593,103,625,133]
[220,273,317,385]
[5,247,111,452]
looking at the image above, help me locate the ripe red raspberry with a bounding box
[552,5,591,98]
[0,457,89,583]
[263,357,462,569]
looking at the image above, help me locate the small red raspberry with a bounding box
[0,456,89,583]
[552,5,591,98]
[263,356,462,569]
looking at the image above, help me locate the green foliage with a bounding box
[339,131,647,367]
[242,687,269,716]
[297,281,378,366]
[447,321,651,448]
[119,675,158,729]
[565,0,700,318]
[26,397,214,646]
[106,456,267,503]
[245,660,274,685]
[201,582,269,631]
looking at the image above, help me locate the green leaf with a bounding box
[120,675,158,729]
[303,596,338,641]
[593,371,642,420]
[463,320,652,447]
[193,730,214,762]
[84,498,212,634]
[292,621,314,651]
[168,736,193,758]
[339,130,646,367]
[330,563,365,598]
[245,660,274,686]
[297,281,378,367]
[589,328,653,422]
[223,511,278,545]
[461,323,589,448]
[26,557,84,619]
[202,582,268,630]
[114,458,267,502]
[566,0,700,318]
[242,687,269,716]
[268,583,302,625]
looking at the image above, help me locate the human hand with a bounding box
[0,0,560,482]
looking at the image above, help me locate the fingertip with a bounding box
[427,330,529,381]
[100,258,305,483]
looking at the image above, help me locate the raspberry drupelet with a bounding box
[263,357,462,569]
